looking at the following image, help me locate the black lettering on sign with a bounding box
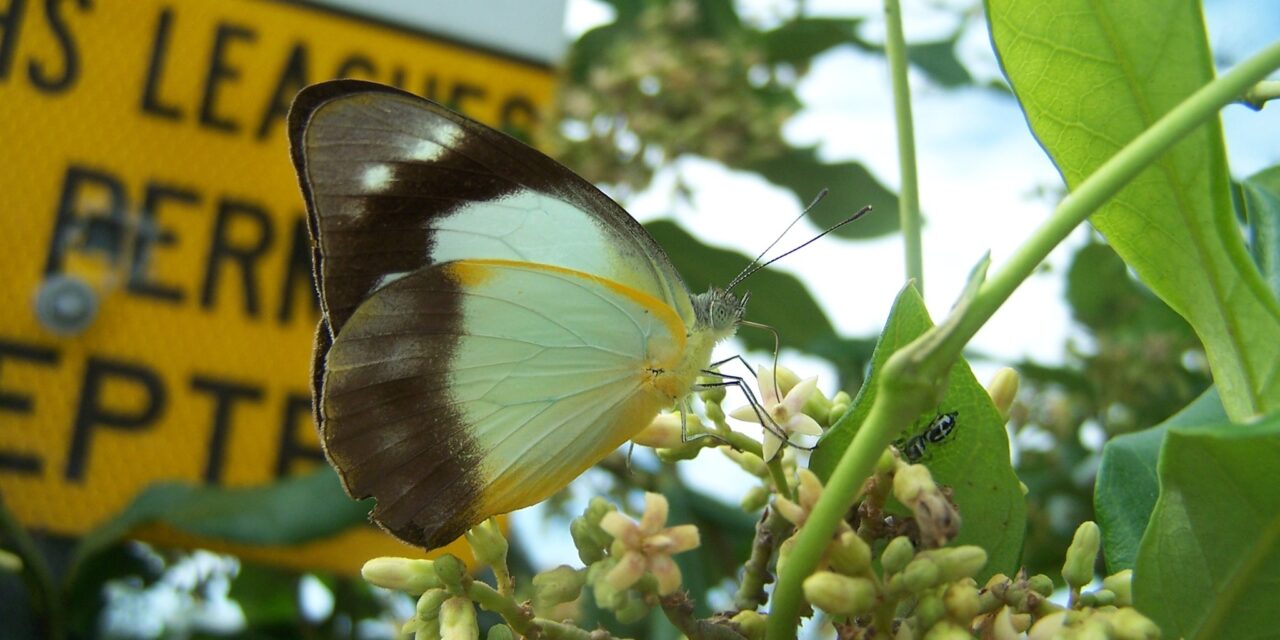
[140,7,182,121]
[201,198,273,318]
[0,0,29,81]
[500,95,538,142]
[334,53,375,80]
[275,392,324,478]
[128,182,199,303]
[199,21,255,134]
[191,375,263,484]
[447,82,485,113]
[44,164,127,276]
[255,43,308,140]
[277,216,318,323]
[66,357,167,482]
[28,0,89,92]
[0,337,59,475]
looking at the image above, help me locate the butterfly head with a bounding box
[691,287,748,337]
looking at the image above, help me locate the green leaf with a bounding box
[906,38,973,88]
[810,285,1025,578]
[1241,166,1280,299]
[763,18,864,66]
[645,220,872,388]
[1094,387,1226,573]
[72,468,370,573]
[986,0,1280,421]
[230,564,300,626]
[1133,414,1280,638]
[748,147,900,240]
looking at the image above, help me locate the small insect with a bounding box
[895,411,959,463]
[923,411,958,444]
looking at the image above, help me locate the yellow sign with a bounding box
[0,0,556,573]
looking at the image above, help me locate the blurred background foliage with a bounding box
[0,0,1214,637]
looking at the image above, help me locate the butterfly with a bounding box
[288,80,746,550]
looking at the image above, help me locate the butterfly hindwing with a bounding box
[320,259,688,549]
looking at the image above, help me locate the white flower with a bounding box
[729,366,822,461]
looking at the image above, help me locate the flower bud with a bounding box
[986,368,1020,419]
[700,381,727,403]
[591,559,626,610]
[362,557,441,594]
[991,606,1023,640]
[1027,574,1055,598]
[464,519,507,569]
[731,610,767,640]
[417,589,450,619]
[1062,521,1100,590]
[721,447,769,478]
[924,620,973,640]
[932,546,988,582]
[584,496,617,525]
[633,412,685,448]
[1091,588,1116,606]
[882,536,915,574]
[773,365,801,395]
[439,596,477,640]
[1027,611,1068,640]
[828,531,872,576]
[740,485,770,512]
[893,464,934,505]
[1109,607,1160,640]
[902,557,941,593]
[942,582,979,622]
[657,444,704,462]
[486,625,515,640]
[915,592,945,630]
[415,621,443,640]
[0,549,22,573]
[532,565,586,611]
[1102,569,1133,606]
[827,391,852,425]
[432,554,466,590]
[570,518,607,564]
[614,593,650,624]
[803,571,876,617]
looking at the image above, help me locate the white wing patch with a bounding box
[361,164,393,191]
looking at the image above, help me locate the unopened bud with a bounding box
[731,610,767,640]
[634,412,685,448]
[741,485,770,512]
[439,596,477,640]
[1102,569,1133,606]
[925,620,973,639]
[828,391,852,425]
[722,447,769,478]
[986,368,1020,419]
[1027,611,1068,640]
[1027,574,1055,598]
[991,606,1024,640]
[1062,521,1100,590]
[0,549,22,573]
[486,625,515,640]
[942,582,980,621]
[902,557,941,592]
[414,620,443,640]
[1109,607,1160,640]
[585,497,617,525]
[700,381,726,404]
[915,592,945,629]
[829,531,872,575]
[570,519,606,564]
[432,554,466,590]
[893,464,935,505]
[614,593,650,624]
[465,519,508,569]
[932,546,988,582]
[802,571,877,617]
[417,589,449,619]
[362,557,441,594]
[532,565,586,611]
[882,536,915,574]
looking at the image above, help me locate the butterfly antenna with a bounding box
[728,204,873,291]
[728,189,830,291]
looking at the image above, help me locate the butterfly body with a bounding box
[290,80,743,549]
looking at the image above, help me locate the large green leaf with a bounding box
[1094,387,1226,573]
[1133,415,1280,638]
[72,468,370,571]
[748,147,901,240]
[986,0,1280,421]
[645,220,872,389]
[1241,166,1280,299]
[810,285,1025,578]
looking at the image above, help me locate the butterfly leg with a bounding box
[695,369,818,452]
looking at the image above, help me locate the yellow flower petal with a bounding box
[648,554,684,596]
[639,492,669,535]
[763,429,784,462]
[604,550,647,592]
[599,512,639,547]
[663,524,701,554]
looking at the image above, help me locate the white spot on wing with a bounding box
[408,124,463,161]
[375,271,410,291]
[362,164,393,191]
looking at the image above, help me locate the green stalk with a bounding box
[884,0,924,290]
[765,39,1280,640]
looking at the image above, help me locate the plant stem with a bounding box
[0,495,65,640]
[884,0,924,291]
[764,39,1280,640]
[1242,79,1280,109]
[733,507,792,610]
